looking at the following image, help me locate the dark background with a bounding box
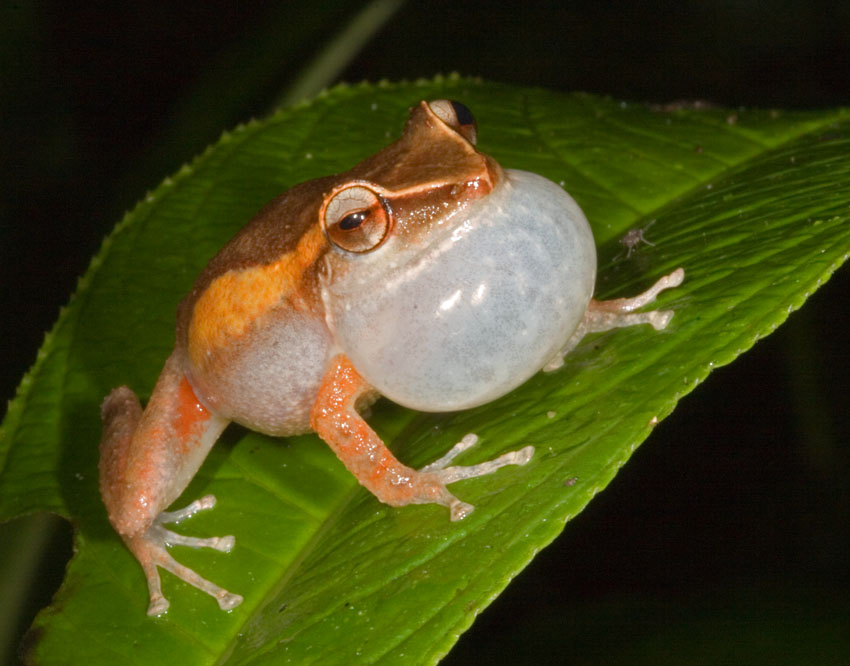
[2,1,848,663]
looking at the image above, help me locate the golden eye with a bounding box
[322,184,392,253]
[428,99,477,145]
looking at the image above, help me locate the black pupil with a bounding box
[339,210,368,231]
[449,100,475,127]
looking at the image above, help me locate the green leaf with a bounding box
[2,77,848,664]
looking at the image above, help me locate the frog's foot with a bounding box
[545,267,684,370]
[129,494,243,616]
[418,434,535,521]
[586,267,684,326]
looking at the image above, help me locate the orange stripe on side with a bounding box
[174,376,210,441]
[188,224,326,370]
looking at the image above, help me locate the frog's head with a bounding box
[319,100,498,255]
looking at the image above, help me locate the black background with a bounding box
[2,2,848,663]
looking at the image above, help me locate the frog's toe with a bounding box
[448,498,475,521]
[420,433,482,472]
[217,591,244,611]
[147,595,170,617]
[160,529,236,552]
[422,434,534,487]
[648,309,675,330]
[157,493,218,523]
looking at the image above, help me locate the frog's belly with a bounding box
[187,310,333,436]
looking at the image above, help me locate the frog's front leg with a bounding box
[310,355,534,521]
[99,351,242,616]
[546,267,685,370]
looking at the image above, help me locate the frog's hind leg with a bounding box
[99,352,241,615]
[545,267,684,370]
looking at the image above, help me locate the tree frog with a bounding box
[99,99,684,616]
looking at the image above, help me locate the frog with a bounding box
[99,99,684,616]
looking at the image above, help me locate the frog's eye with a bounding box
[322,184,392,253]
[428,99,477,145]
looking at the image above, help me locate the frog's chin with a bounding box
[324,169,597,412]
